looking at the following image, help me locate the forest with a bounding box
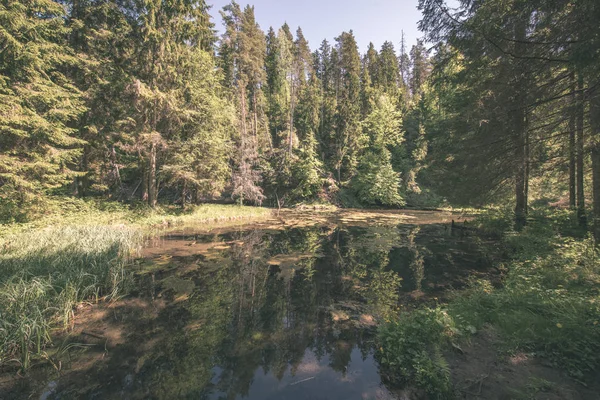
[2,0,600,398]
[2,0,596,228]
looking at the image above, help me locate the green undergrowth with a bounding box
[0,197,271,370]
[377,207,600,397]
[377,308,457,398]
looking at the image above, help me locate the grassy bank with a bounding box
[0,197,272,238]
[0,198,271,370]
[377,208,600,398]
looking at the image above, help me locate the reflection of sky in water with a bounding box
[210,348,393,400]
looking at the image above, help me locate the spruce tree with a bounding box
[409,40,430,99]
[377,41,401,98]
[220,2,267,205]
[0,0,86,219]
[333,31,365,183]
[352,94,404,206]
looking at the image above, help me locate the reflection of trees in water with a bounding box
[386,226,430,294]
[408,227,425,292]
[336,227,403,320]
[116,226,407,399]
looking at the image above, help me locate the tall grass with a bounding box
[0,197,272,238]
[0,198,271,370]
[0,226,141,369]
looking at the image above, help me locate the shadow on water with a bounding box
[1,212,499,400]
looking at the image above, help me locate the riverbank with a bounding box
[378,208,600,398]
[0,199,272,371]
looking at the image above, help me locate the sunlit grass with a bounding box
[1,197,272,238]
[0,198,271,370]
[450,231,600,380]
[0,226,141,369]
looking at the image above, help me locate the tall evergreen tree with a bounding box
[220,2,267,205]
[398,31,411,97]
[409,39,430,98]
[352,94,404,206]
[377,41,401,98]
[333,31,365,183]
[0,0,86,219]
[365,42,379,87]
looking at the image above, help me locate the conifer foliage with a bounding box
[0,0,434,216]
[8,0,599,228]
[0,0,86,219]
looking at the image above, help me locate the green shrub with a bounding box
[377,308,456,398]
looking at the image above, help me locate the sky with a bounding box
[207,0,425,54]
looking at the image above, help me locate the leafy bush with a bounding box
[377,308,456,398]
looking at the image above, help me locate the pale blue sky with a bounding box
[207,0,424,54]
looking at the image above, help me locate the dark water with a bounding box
[6,215,496,400]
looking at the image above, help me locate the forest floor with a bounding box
[447,326,600,400]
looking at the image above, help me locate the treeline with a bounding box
[0,0,434,222]
[4,0,600,231]
[418,0,600,232]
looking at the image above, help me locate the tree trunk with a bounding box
[577,73,587,227]
[81,145,90,197]
[513,21,528,230]
[237,84,248,206]
[141,158,149,202]
[181,180,187,209]
[111,146,122,198]
[289,80,295,154]
[569,72,577,209]
[592,145,600,241]
[515,129,528,230]
[252,89,258,139]
[590,85,600,240]
[525,125,530,205]
[148,142,157,208]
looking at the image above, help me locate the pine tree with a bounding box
[365,43,379,87]
[220,2,267,205]
[160,49,236,207]
[377,41,401,98]
[290,74,324,201]
[288,27,313,153]
[409,39,430,98]
[315,39,338,176]
[418,0,583,224]
[0,0,86,219]
[352,93,404,206]
[125,0,217,207]
[265,27,286,146]
[66,0,135,198]
[398,31,411,98]
[333,31,365,183]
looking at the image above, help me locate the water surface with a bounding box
[3,211,496,399]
